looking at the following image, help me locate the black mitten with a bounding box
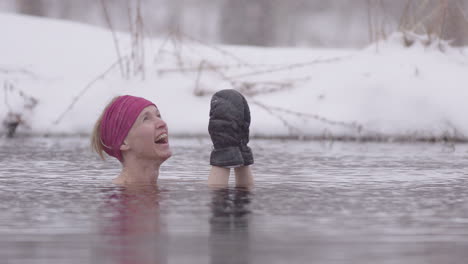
[208,89,253,167]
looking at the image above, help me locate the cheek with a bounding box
[136,127,153,138]
[128,126,154,145]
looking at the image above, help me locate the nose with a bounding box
[155,117,167,129]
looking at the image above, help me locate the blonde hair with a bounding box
[91,96,119,160]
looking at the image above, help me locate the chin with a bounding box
[157,150,172,162]
[162,152,172,161]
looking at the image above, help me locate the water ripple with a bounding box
[1,137,468,263]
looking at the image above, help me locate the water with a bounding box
[1,137,468,264]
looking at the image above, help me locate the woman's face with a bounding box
[122,105,172,163]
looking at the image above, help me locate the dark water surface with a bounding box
[1,137,468,264]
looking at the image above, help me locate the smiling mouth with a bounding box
[154,133,168,144]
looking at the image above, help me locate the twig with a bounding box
[413,1,444,34]
[3,81,11,111]
[127,0,135,78]
[100,0,125,78]
[179,33,253,68]
[226,55,352,79]
[398,0,413,31]
[438,0,449,50]
[251,100,302,136]
[254,100,364,132]
[378,0,388,40]
[191,59,237,88]
[0,67,38,78]
[234,81,294,97]
[194,60,207,96]
[367,0,374,43]
[153,33,172,65]
[2,80,38,132]
[157,63,274,75]
[134,0,145,79]
[456,0,468,24]
[170,30,187,72]
[127,0,145,79]
[53,58,123,125]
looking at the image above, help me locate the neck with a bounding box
[115,158,161,185]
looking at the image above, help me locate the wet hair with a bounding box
[91,96,119,160]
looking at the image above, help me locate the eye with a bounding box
[143,115,149,121]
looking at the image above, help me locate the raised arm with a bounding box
[207,89,254,187]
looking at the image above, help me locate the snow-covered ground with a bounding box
[1,13,468,141]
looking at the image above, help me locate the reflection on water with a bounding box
[210,188,251,264]
[1,137,468,264]
[98,185,167,264]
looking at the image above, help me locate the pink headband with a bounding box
[100,95,155,162]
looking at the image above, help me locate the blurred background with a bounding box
[1,0,468,48]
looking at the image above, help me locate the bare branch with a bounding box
[153,33,172,65]
[100,0,125,78]
[251,100,303,136]
[3,81,12,111]
[157,63,273,75]
[179,33,253,68]
[252,100,364,133]
[456,0,468,24]
[194,60,207,96]
[226,55,352,79]
[0,67,38,78]
[53,58,123,125]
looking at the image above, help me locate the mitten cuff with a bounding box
[240,145,254,166]
[210,146,244,168]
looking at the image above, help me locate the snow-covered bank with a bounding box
[1,13,468,141]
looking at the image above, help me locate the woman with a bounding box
[91,89,253,187]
